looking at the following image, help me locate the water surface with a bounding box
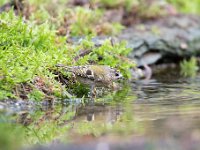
[1,68,200,150]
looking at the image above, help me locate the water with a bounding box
[1,68,200,149]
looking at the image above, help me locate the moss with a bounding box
[66,7,124,36]
[27,89,45,101]
[0,10,136,100]
[167,0,200,14]
[180,57,199,77]
[94,0,138,11]
[0,10,68,100]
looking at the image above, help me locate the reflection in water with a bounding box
[1,69,200,148]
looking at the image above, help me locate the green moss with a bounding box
[69,7,102,36]
[27,1,124,36]
[95,0,138,11]
[68,7,123,36]
[167,0,200,14]
[180,57,199,77]
[28,89,45,101]
[93,40,135,78]
[0,90,15,100]
[0,10,69,100]
[0,10,136,100]
[0,0,7,5]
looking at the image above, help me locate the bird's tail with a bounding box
[56,64,78,73]
[55,64,72,71]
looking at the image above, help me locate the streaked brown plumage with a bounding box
[56,64,123,90]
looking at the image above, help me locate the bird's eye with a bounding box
[86,69,92,75]
[115,72,120,76]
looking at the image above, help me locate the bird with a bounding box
[56,64,123,101]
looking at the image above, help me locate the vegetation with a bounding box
[0,8,134,100]
[180,57,199,77]
[68,7,124,36]
[0,10,68,100]
[0,0,199,99]
[0,0,200,149]
[167,0,200,14]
